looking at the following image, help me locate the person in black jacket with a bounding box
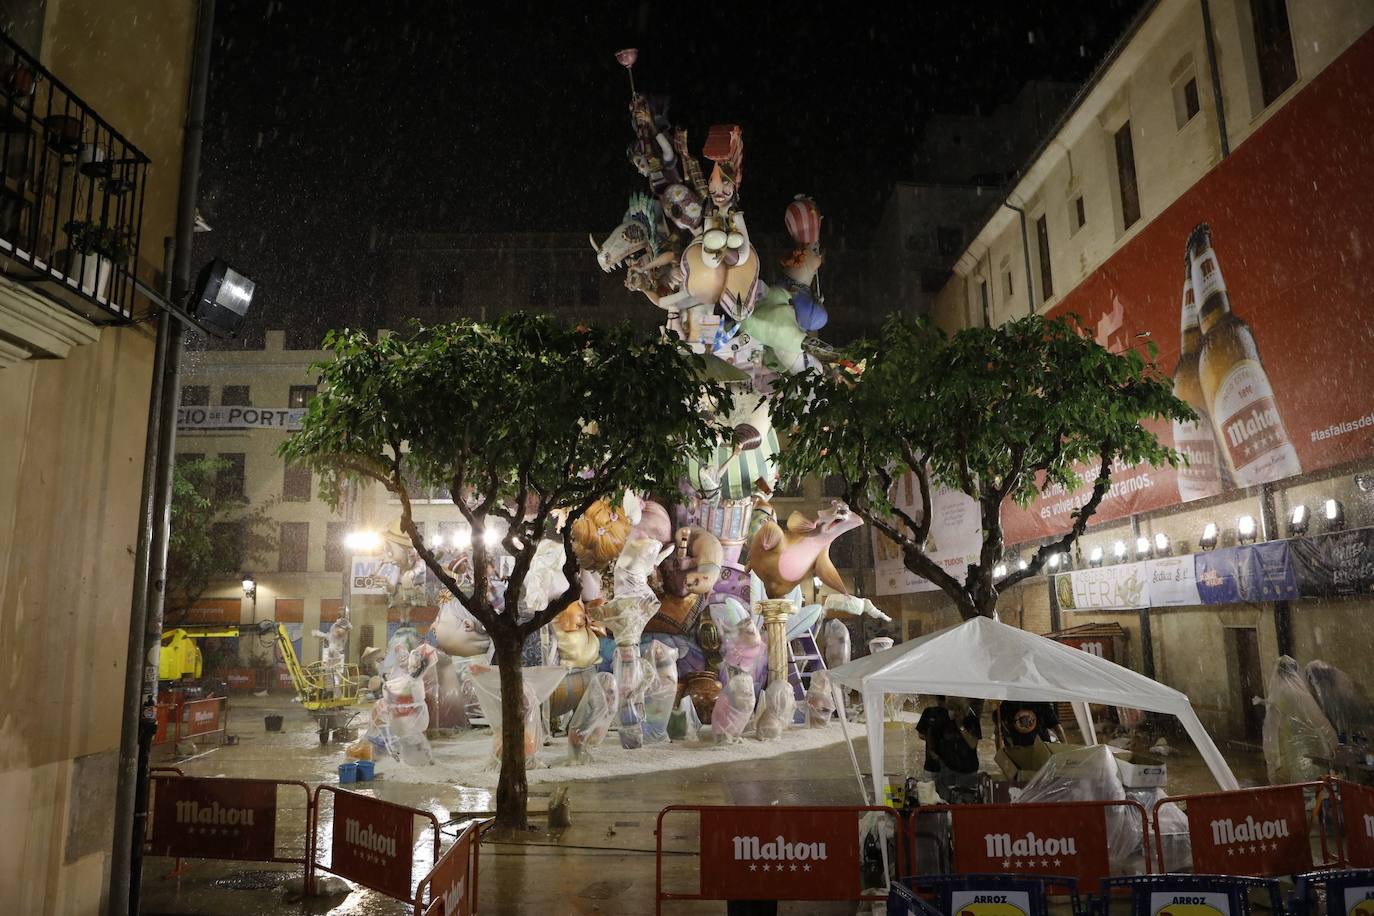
[915,696,982,801]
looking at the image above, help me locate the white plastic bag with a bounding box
[567,672,618,765]
[805,670,836,727]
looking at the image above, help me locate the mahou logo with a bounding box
[733,834,828,863]
[345,818,397,858]
[175,800,254,827]
[1209,815,1290,846]
[1364,813,1374,839]
[985,831,1079,859]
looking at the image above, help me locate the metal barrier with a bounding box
[905,799,1153,894]
[144,774,313,883]
[1327,778,1374,868]
[1290,868,1374,916]
[413,819,488,916]
[1093,874,1283,916]
[1150,782,1334,877]
[890,873,1078,916]
[654,804,902,913]
[311,785,441,905]
[175,696,229,744]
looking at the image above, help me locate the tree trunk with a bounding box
[492,633,529,831]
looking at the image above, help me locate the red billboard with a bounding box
[698,807,861,901]
[148,777,278,861]
[1003,30,1374,543]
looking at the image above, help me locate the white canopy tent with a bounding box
[828,615,1239,802]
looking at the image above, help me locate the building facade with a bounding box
[0,3,196,912]
[885,0,1374,745]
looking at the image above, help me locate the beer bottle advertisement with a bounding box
[982,31,1374,546]
[1171,272,1225,501]
[1189,223,1302,488]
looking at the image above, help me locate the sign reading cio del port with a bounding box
[330,790,416,900]
[949,804,1110,892]
[699,808,859,901]
[1183,785,1311,876]
[149,777,277,861]
[177,406,305,430]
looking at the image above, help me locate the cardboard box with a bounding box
[1111,749,1168,788]
[994,741,1074,781]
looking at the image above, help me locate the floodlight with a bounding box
[344,530,381,552]
[1135,536,1151,559]
[191,258,256,337]
[1113,540,1127,561]
[1089,546,1104,567]
[1153,532,1170,555]
[1200,522,1219,550]
[1324,498,1345,531]
[1237,514,1257,545]
[1289,504,1308,536]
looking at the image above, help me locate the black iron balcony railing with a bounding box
[0,30,149,322]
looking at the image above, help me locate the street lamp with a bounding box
[1153,532,1171,556]
[343,529,381,552]
[1324,498,1345,531]
[242,572,257,622]
[1237,514,1257,545]
[1199,522,1219,550]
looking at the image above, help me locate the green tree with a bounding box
[771,314,1194,620]
[166,456,276,625]
[280,314,729,831]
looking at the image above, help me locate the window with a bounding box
[935,225,963,258]
[212,521,245,571]
[1070,196,1087,234]
[221,385,251,406]
[215,453,245,501]
[325,522,346,572]
[978,278,991,326]
[1114,121,1141,231]
[288,385,317,409]
[1004,271,1014,298]
[1035,214,1053,302]
[181,385,209,406]
[1175,76,1201,128]
[278,522,309,572]
[1250,0,1296,107]
[282,461,311,501]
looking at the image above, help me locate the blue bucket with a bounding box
[355,760,374,781]
[337,762,358,784]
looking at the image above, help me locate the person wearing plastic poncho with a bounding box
[1257,655,1338,784]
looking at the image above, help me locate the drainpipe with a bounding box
[1199,0,1231,158]
[1130,515,1157,679]
[1003,201,1037,315]
[110,1,215,912]
[1259,483,1295,656]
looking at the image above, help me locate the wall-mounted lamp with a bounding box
[1200,522,1219,551]
[1237,514,1257,545]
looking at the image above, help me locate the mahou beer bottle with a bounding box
[1190,223,1302,485]
[1172,269,1226,500]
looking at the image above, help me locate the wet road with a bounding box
[140,695,1265,914]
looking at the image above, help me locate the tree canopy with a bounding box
[770,314,1194,619]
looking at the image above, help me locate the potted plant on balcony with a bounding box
[62,219,130,300]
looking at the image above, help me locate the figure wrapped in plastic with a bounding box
[1259,655,1338,784]
[1305,659,1372,741]
[822,618,851,670]
[315,616,352,695]
[805,669,836,728]
[713,596,766,687]
[642,641,679,745]
[468,665,567,768]
[755,680,795,742]
[614,649,654,749]
[432,597,491,659]
[381,662,432,766]
[711,673,757,745]
[567,671,619,765]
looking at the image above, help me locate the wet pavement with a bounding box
[140,694,1266,915]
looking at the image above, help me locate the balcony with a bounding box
[0,29,150,330]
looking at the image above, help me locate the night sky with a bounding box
[198,1,1144,336]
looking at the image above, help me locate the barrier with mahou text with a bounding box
[414,819,486,916]
[907,799,1151,893]
[655,805,901,913]
[311,785,441,904]
[1151,782,1333,876]
[145,775,312,882]
[1328,779,1374,868]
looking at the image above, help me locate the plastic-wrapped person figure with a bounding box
[805,670,837,728]
[381,663,432,766]
[755,680,795,742]
[642,641,679,745]
[315,616,352,695]
[614,648,652,749]
[1258,655,1337,784]
[711,673,757,745]
[567,672,618,765]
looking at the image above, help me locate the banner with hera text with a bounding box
[872,470,981,595]
[1000,30,1374,545]
[1054,556,1201,612]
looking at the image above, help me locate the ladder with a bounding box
[786,622,828,722]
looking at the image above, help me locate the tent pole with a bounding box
[836,687,870,804]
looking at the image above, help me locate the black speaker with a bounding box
[191,258,255,337]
